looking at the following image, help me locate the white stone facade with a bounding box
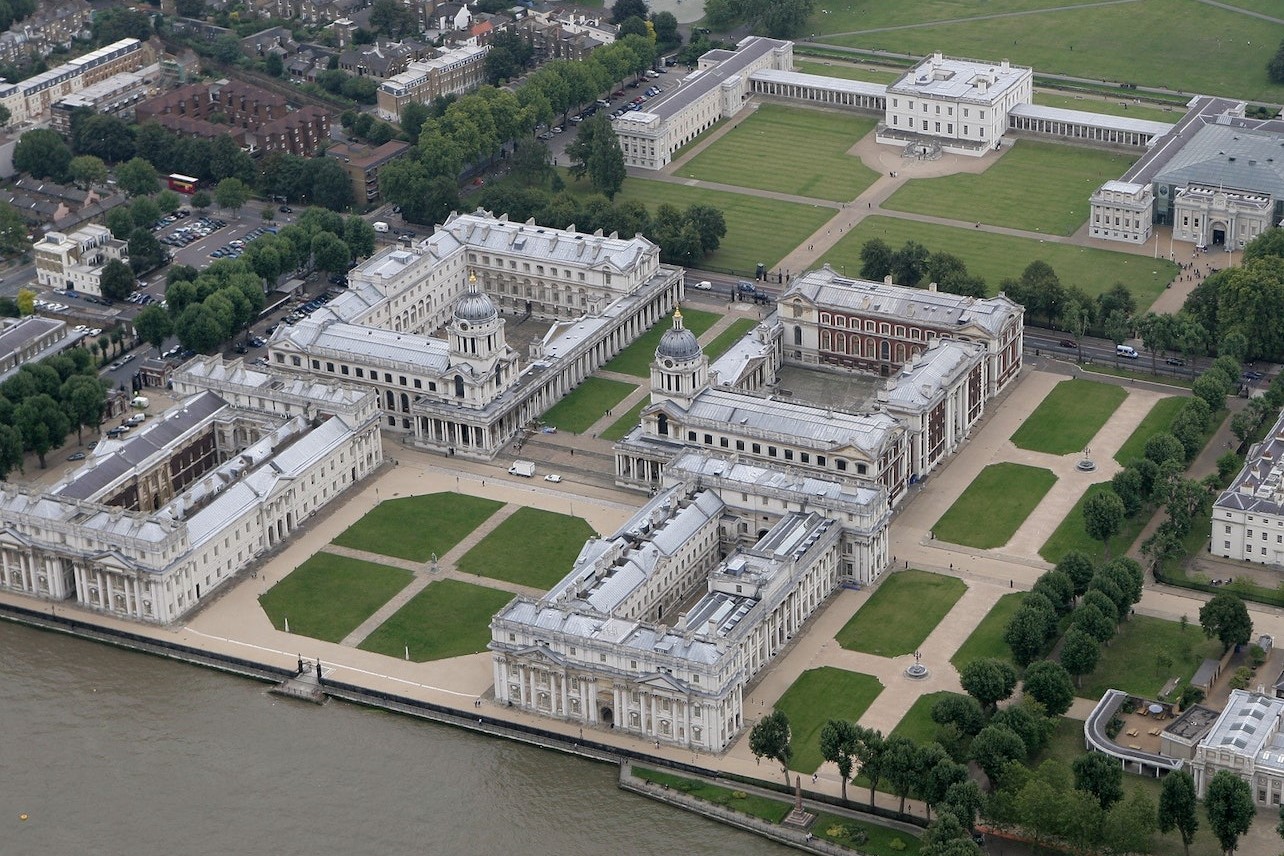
[0,38,146,126]
[1190,690,1284,806]
[33,224,128,297]
[1212,407,1284,566]
[1089,180,1154,244]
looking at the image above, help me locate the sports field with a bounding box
[819,216,1177,308]
[810,0,1284,101]
[679,105,879,202]
[882,141,1135,236]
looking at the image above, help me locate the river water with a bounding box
[0,621,791,856]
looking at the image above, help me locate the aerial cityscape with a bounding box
[3,0,1284,853]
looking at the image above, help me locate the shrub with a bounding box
[1229,666,1254,691]
[890,837,907,851]
[1250,644,1268,668]
[731,791,747,799]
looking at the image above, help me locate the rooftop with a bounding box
[888,52,1030,104]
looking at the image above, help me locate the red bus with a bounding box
[167,174,200,194]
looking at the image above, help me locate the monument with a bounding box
[781,774,816,830]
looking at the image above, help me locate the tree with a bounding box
[1059,625,1100,687]
[890,240,929,286]
[99,258,135,302]
[135,305,174,356]
[68,155,108,190]
[958,657,1017,711]
[818,719,859,804]
[127,228,165,274]
[13,128,71,181]
[130,196,161,232]
[14,394,69,468]
[880,734,922,815]
[15,289,34,317]
[0,202,27,257]
[0,423,23,479]
[369,0,414,37]
[116,157,160,197]
[854,726,886,809]
[1158,770,1199,856]
[73,114,135,164]
[175,303,225,353]
[61,375,105,444]
[1004,605,1053,667]
[652,11,680,45]
[1071,751,1123,811]
[264,52,284,77]
[1205,770,1254,855]
[568,115,626,199]
[1022,661,1074,716]
[344,216,376,261]
[1083,488,1126,558]
[1071,603,1116,645]
[1200,592,1253,653]
[400,102,431,142]
[992,700,1051,757]
[611,0,649,25]
[931,693,986,737]
[922,811,980,856]
[155,189,182,216]
[214,178,250,215]
[92,8,151,45]
[748,710,792,787]
[970,724,1025,787]
[859,238,893,280]
[1270,39,1284,84]
[311,231,351,275]
[309,158,354,212]
[1101,789,1157,856]
[191,190,212,212]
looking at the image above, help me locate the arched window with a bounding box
[895,343,906,363]
[384,390,394,409]
[793,326,802,346]
[657,413,668,436]
[400,393,410,413]
[880,340,890,361]
[820,330,831,350]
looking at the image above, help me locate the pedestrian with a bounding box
[1010,579,1014,588]
[811,772,818,783]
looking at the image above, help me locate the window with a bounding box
[752,443,761,454]
[687,430,697,441]
[703,433,713,445]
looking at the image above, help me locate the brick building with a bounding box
[135,81,331,156]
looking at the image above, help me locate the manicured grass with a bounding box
[679,104,879,202]
[540,377,637,434]
[456,507,595,589]
[774,667,885,773]
[793,60,900,84]
[1076,615,1223,699]
[1010,379,1127,455]
[891,691,964,745]
[703,317,758,362]
[950,592,1024,670]
[1038,482,1150,564]
[1114,396,1185,465]
[807,0,1107,33]
[835,570,966,657]
[1032,91,1182,124]
[601,398,648,442]
[577,175,836,271]
[357,579,516,662]
[814,812,922,855]
[633,767,790,823]
[603,307,722,377]
[933,463,1058,549]
[815,0,1284,102]
[332,492,503,563]
[259,553,412,643]
[883,141,1134,235]
[1081,363,1195,389]
[819,216,1177,310]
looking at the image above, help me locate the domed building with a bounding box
[650,309,708,406]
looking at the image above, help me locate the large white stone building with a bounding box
[490,449,889,752]
[33,223,128,297]
[0,358,382,623]
[1211,406,1284,566]
[0,38,147,127]
[268,209,683,458]
[1190,690,1284,805]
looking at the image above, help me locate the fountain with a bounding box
[1076,448,1097,472]
[905,650,929,680]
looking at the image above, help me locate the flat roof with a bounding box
[888,53,1030,104]
[624,36,784,124]
[750,68,887,99]
[1009,102,1173,137]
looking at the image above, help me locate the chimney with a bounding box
[928,281,938,292]
[1001,59,1010,71]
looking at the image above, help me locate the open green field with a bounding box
[882,141,1134,235]
[604,177,836,272]
[1010,379,1128,455]
[601,398,648,442]
[259,553,412,642]
[1039,481,1150,563]
[332,492,503,563]
[793,60,900,84]
[950,592,1024,669]
[703,317,758,362]
[819,216,1176,308]
[892,691,965,745]
[540,377,637,434]
[1114,396,1185,465]
[357,579,515,662]
[812,0,1284,102]
[1032,92,1182,123]
[774,667,885,773]
[603,307,721,377]
[1076,615,1223,700]
[457,507,595,589]
[934,463,1057,549]
[835,570,966,657]
[679,105,879,202]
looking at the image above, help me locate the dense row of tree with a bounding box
[1180,228,1284,362]
[859,239,987,297]
[0,347,108,476]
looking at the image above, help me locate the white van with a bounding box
[694,280,712,290]
[1116,344,1139,359]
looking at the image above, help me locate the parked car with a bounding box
[1059,339,1076,348]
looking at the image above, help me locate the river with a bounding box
[0,620,793,856]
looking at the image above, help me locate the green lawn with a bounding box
[703,318,758,362]
[540,377,637,434]
[357,579,515,662]
[1010,379,1128,455]
[835,570,966,657]
[950,592,1024,670]
[891,691,965,745]
[633,767,790,823]
[456,506,595,589]
[1113,396,1185,465]
[601,398,648,442]
[819,216,1177,309]
[882,141,1134,235]
[793,59,901,84]
[1032,92,1182,124]
[774,667,885,773]
[933,463,1058,549]
[603,307,722,377]
[332,492,503,563]
[679,104,879,202]
[813,0,1284,102]
[1082,363,1195,389]
[813,812,922,855]
[1038,482,1149,564]
[258,553,412,643]
[590,176,836,272]
[1076,615,1223,700]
